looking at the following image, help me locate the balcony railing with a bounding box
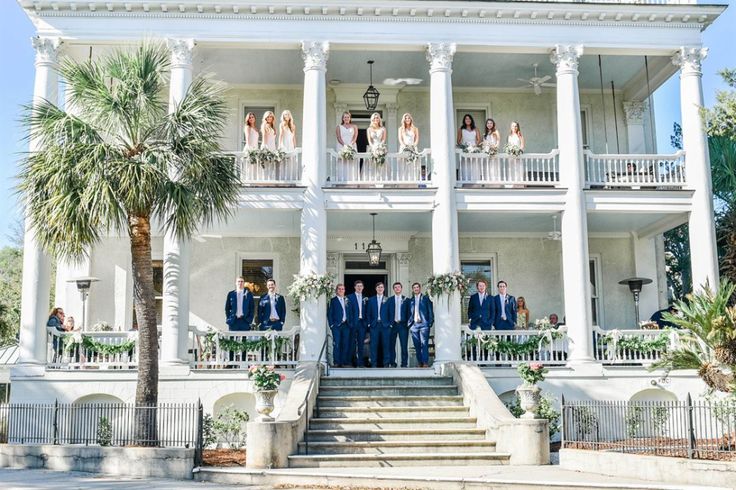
[460,325,569,367]
[47,329,139,370]
[188,325,299,369]
[593,326,677,365]
[230,149,303,186]
[326,149,432,186]
[584,150,686,189]
[456,149,560,187]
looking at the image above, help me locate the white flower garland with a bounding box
[287,273,335,302]
[425,272,469,298]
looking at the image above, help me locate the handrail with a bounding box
[297,333,329,456]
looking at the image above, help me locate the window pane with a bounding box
[242,259,274,297]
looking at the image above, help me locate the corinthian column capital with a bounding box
[167,38,195,68]
[301,41,330,72]
[31,37,62,66]
[550,44,584,76]
[426,43,456,73]
[672,47,708,77]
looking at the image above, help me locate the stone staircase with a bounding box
[288,374,510,468]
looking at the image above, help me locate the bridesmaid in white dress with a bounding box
[507,121,526,186]
[398,113,420,182]
[367,112,387,181]
[484,118,501,183]
[243,112,259,151]
[279,110,297,181]
[335,111,358,182]
[457,114,481,183]
[260,111,278,180]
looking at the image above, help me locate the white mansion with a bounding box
[10,0,726,438]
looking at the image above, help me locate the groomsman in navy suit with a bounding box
[467,279,496,331]
[366,282,392,368]
[327,283,352,367]
[258,278,287,330]
[347,280,369,367]
[407,282,434,367]
[225,276,254,331]
[388,282,409,368]
[493,280,518,330]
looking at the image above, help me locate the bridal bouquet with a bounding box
[482,141,498,156]
[338,144,356,160]
[400,145,421,165]
[504,144,524,157]
[460,143,483,154]
[371,143,388,166]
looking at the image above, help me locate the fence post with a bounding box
[686,393,696,459]
[53,399,59,445]
[561,394,566,449]
[194,399,204,467]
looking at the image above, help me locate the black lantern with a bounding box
[363,60,380,111]
[618,277,653,326]
[366,213,382,267]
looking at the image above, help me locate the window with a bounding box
[460,260,494,324]
[589,256,601,326]
[241,105,276,149]
[241,259,274,298]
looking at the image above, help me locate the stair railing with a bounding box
[296,334,329,455]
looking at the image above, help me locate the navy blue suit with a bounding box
[225,289,254,331]
[388,295,410,367]
[468,292,496,331]
[493,294,518,330]
[366,295,392,367]
[407,294,434,366]
[347,292,369,366]
[328,295,352,366]
[258,293,287,331]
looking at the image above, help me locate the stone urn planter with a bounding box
[254,389,278,421]
[516,383,541,419]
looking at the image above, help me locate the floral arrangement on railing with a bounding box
[464,326,565,356]
[504,144,524,157]
[518,362,548,386]
[599,329,671,357]
[91,321,115,332]
[338,145,356,160]
[62,332,136,356]
[203,329,289,355]
[370,143,388,166]
[248,365,285,391]
[459,143,483,154]
[482,141,498,157]
[426,272,469,298]
[400,144,421,165]
[245,147,286,168]
[287,273,335,302]
[639,320,660,330]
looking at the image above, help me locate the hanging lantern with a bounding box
[363,60,380,111]
[366,213,382,266]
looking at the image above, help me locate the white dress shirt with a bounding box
[356,293,363,319]
[269,293,278,320]
[499,294,507,320]
[339,296,346,322]
[414,295,422,323]
[394,295,402,322]
[236,289,244,317]
[376,295,383,320]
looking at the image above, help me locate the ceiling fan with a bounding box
[545,215,562,241]
[518,63,556,96]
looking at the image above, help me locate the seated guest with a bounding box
[366,282,391,368]
[328,284,352,367]
[493,280,517,331]
[47,307,65,331]
[258,278,286,331]
[650,305,678,329]
[548,313,560,328]
[225,277,254,331]
[468,279,495,331]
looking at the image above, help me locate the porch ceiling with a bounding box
[327,211,432,234]
[197,209,301,237]
[586,212,687,236]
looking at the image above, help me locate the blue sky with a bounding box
[0,2,734,248]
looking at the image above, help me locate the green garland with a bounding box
[204,332,289,354]
[600,332,670,354]
[63,335,136,356]
[463,330,564,356]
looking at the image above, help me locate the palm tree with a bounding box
[18,43,240,442]
[710,136,736,282]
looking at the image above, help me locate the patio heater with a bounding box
[68,276,99,330]
[618,277,652,326]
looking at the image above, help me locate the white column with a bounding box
[386,103,399,152]
[655,234,669,308]
[299,41,329,361]
[673,47,719,291]
[161,39,194,367]
[551,44,594,364]
[427,43,461,364]
[623,100,648,154]
[632,233,659,321]
[18,37,61,368]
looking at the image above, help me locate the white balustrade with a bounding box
[229,149,303,185]
[456,150,560,186]
[593,326,677,365]
[188,326,300,369]
[584,150,686,189]
[326,149,432,186]
[460,325,569,367]
[47,329,139,369]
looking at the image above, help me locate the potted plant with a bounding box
[248,365,285,421]
[516,362,548,418]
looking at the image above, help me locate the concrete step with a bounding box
[288,452,511,468]
[320,376,454,387]
[317,395,465,407]
[317,405,470,418]
[304,428,487,442]
[318,385,458,397]
[297,439,496,455]
[309,416,477,430]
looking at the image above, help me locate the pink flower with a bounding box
[249,365,258,373]
[279,374,286,381]
[529,362,544,371]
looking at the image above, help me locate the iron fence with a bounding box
[562,395,736,460]
[0,401,201,449]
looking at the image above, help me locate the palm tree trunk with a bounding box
[720,207,736,284]
[698,364,734,393]
[129,214,159,445]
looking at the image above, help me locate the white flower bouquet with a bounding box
[504,144,524,157]
[460,144,483,154]
[287,273,335,302]
[338,145,356,160]
[425,271,470,298]
[400,145,421,165]
[482,141,498,156]
[371,143,388,166]
[245,148,286,168]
